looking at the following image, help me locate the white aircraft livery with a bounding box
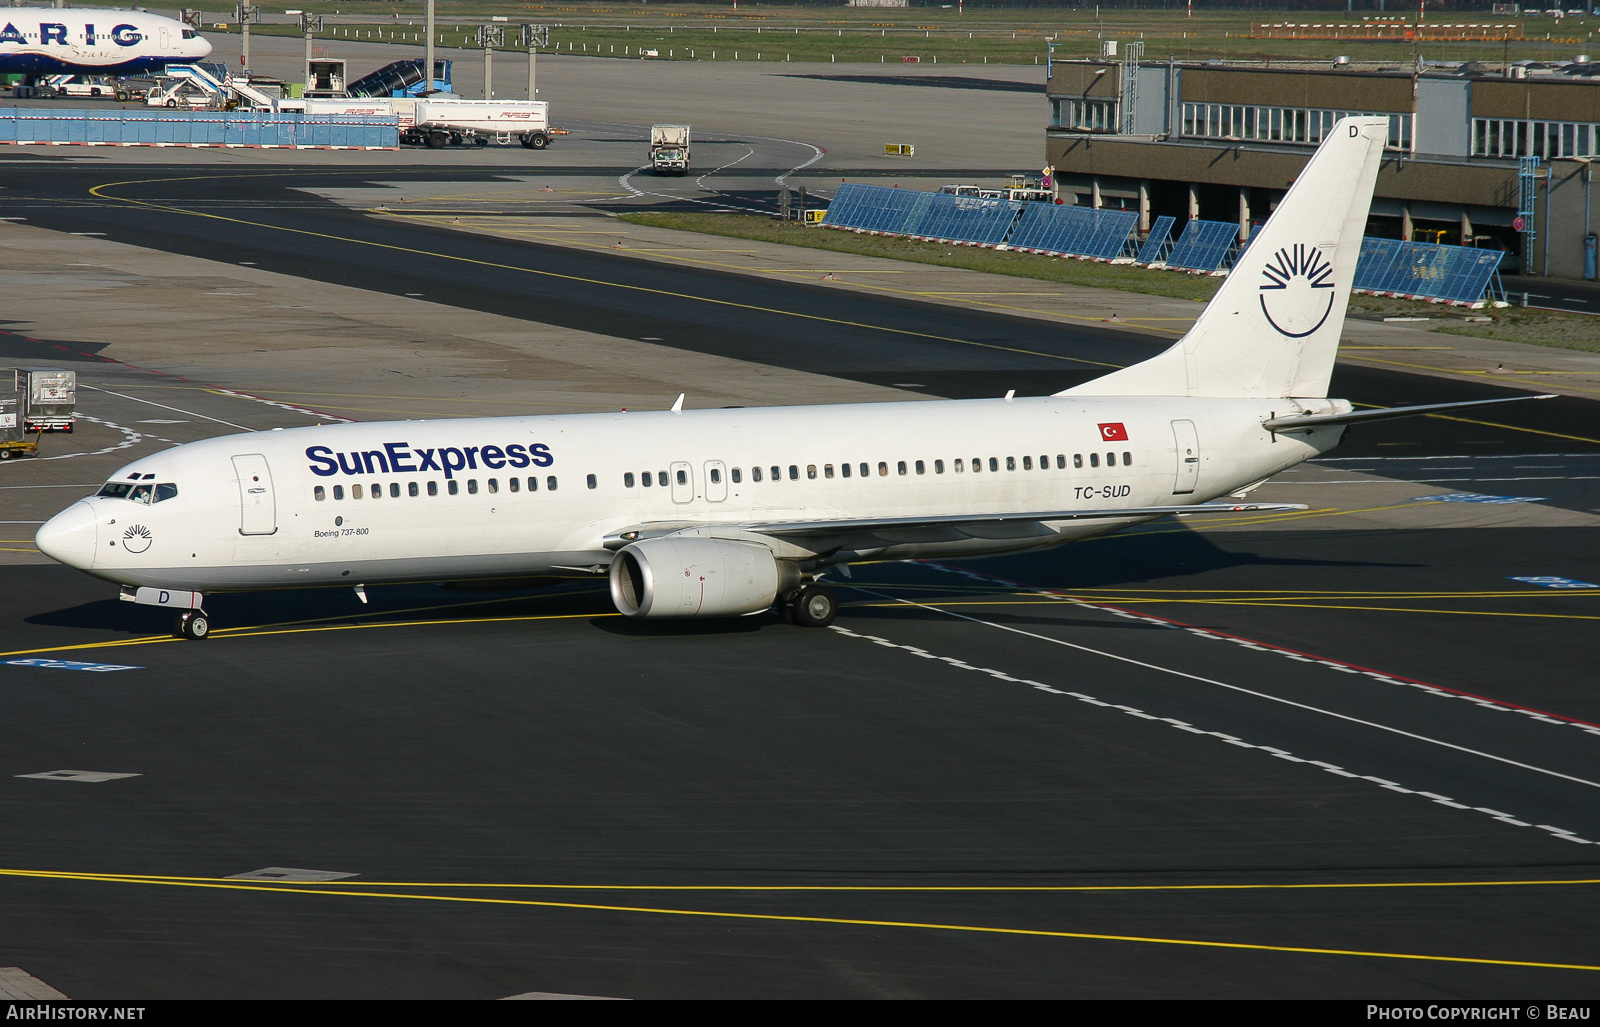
[0,8,210,76]
[35,117,1547,639]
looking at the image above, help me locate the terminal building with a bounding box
[1044,54,1599,280]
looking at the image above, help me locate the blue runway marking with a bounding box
[5,658,141,673]
[1414,492,1547,505]
[1509,577,1600,589]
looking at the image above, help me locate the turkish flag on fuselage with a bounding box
[1097,422,1129,442]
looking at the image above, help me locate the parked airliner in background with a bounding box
[36,116,1548,639]
[0,8,209,77]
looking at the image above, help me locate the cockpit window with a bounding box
[98,481,177,503]
[181,28,198,39]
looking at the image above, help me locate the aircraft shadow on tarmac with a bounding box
[0,325,112,363]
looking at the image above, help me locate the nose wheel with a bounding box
[172,609,210,641]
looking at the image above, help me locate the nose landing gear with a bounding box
[173,609,210,640]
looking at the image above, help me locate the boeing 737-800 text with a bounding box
[34,117,1548,639]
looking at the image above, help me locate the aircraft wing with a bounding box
[604,502,1307,549]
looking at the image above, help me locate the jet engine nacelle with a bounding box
[608,536,798,618]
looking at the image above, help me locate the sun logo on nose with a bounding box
[1259,243,1336,338]
[121,524,153,554]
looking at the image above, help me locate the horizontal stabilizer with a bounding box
[1264,394,1555,432]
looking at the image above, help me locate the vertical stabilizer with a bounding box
[1061,116,1389,400]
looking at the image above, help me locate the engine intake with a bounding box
[608,536,797,618]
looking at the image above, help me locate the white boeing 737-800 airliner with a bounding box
[34,117,1548,639]
[0,8,210,77]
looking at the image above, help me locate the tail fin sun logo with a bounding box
[1259,243,1336,339]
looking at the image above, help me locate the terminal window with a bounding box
[1473,118,1597,159]
[1182,103,1411,151]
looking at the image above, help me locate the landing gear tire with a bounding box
[173,609,210,641]
[788,584,837,628]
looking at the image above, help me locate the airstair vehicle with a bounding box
[346,58,452,98]
[145,62,280,111]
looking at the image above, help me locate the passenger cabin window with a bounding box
[333,485,345,500]
[1057,455,1066,469]
[427,481,438,496]
[448,480,460,495]
[752,467,762,482]
[352,484,364,500]
[840,463,851,478]
[489,479,500,494]
[1074,454,1083,469]
[824,464,834,479]
[409,482,419,497]
[640,471,651,487]
[1022,456,1032,470]
[314,486,326,502]
[989,458,999,472]
[547,476,558,491]
[806,465,817,479]
[676,469,688,486]
[971,458,981,473]
[390,483,400,498]
[1090,453,1100,468]
[466,480,478,495]
[789,465,799,481]
[625,472,635,488]
[934,460,944,474]
[878,462,888,477]
[659,471,669,487]
[1040,455,1049,469]
[587,474,597,490]
[370,483,381,499]
[897,461,907,476]
[955,459,964,473]
[771,466,780,481]
[858,463,868,477]
[1123,451,1133,465]
[710,468,721,484]
[510,478,520,493]
[1105,452,1116,466]
[915,460,925,475]
[1006,457,1016,471]
[527,477,538,492]
[732,468,742,484]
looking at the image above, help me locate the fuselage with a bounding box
[36,395,1344,592]
[0,10,210,76]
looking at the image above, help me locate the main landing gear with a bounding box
[172,609,210,640]
[782,583,837,628]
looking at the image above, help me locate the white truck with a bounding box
[650,123,690,175]
[14,367,75,434]
[405,99,552,149]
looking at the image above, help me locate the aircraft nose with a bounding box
[196,36,214,58]
[35,502,97,570]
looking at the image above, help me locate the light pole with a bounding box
[476,25,502,99]
[299,11,321,89]
[424,0,435,94]
[520,24,547,101]
[235,2,255,73]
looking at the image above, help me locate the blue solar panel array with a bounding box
[821,183,1020,246]
[0,109,398,148]
[1135,215,1176,265]
[1165,219,1239,273]
[1352,237,1504,305]
[820,186,1502,305]
[1008,204,1139,260]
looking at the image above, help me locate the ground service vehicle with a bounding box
[15,367,74,434]
[404,99,550,149]
[650,124,690,175]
